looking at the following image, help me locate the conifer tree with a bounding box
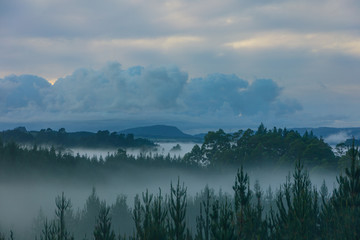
[232,166,251,239]
[55,192,73,240]
[195,187,211,240]
[233,167,267,239]
[320,139,360,239]
[210,199,235,240]
[93,203,116,240]
[270,160,319,240]
[39,219,57,240]
[150,189,167,240]
[169,178,187,240]
[132,190,168,240]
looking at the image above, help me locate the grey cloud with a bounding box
[273,99,303,115]
[0,75,51,111]
[3,0,358,41]
[0,62,301,123]
[182,73,249,114]
[0,0,169,39]
[182,76,299,117]
[236,79,281,115]
[49,62,188,113]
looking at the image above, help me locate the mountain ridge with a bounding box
[119,125,202,141]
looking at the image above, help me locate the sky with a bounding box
[0,0,360,132]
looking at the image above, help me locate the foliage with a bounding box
[38,193,73,240]
[169,178,188,240]
[269,161,319,239]
[93,203,116,240]
[320,140,360,239]
[21,156,360,240]
[1,124,359,240]
[132,189,168,240]
[184,124,336,169]
[0,127,156,149]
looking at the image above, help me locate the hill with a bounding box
[120,125,202,141]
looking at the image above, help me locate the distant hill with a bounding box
[120,125,202,142]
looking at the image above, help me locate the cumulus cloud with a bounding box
[0,74,51,111]
[182,75,300,116]
[182,73,248,114]
[0,62,301,124]
[48,62,188,113]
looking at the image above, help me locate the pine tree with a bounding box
[133,194,144,240]
[232,166,251,239]
[150,189,167,240]
[233,167,267,239]
[320,139,360,239]
[270,160,319,239]
[93,203,116,240]
[55,192,73,240]
[132,189,168,240]
[169,178,187,240]
[195,187,211,240]
[210,199,235,240]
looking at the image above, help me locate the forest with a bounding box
[0,124,359,239]
[0,124,346,176]
[0,127,155,149]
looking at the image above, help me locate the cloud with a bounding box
[225,32,360,57]
[91,36,204,51]
[48,62,188,113]
[0,74,51,111]
[182,73,249,114]
[324,131,351,145]
[0,62,301,124]
[182,75,301,117]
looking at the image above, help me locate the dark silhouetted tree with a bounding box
[169,178,187,240]
[93,202,116,240]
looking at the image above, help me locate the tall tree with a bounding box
[55,192,73,240]
[169,178,187,240]
[210,199,235,240]
[270,160,319,239]
[320,139,360,239]
[93,203,116,240]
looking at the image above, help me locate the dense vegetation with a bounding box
[0,124,358,239]
[184,124,337,170]
[1,146,359,240]
[0,127,156,149]
[0,124,348,181]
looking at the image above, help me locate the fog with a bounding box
[0,159,339,239]
[69,142,197,159]
[324,131,351,145]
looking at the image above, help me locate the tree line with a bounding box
[1,143,359,240]
[0,127,156,149]
[0,123,353,181]
[184,123,339,170]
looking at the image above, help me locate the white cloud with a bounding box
[225,32,360,57]
[324,131,351,144]
[0,62,302,124]
[91,36,204,51]
[1,0,360,128]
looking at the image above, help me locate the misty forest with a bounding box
[0,124,359,240]
[2,0,360,238]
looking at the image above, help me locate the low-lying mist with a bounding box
[0,163,339,239]
[69,142,197,159]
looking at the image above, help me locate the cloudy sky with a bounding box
[0,0,359,132]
